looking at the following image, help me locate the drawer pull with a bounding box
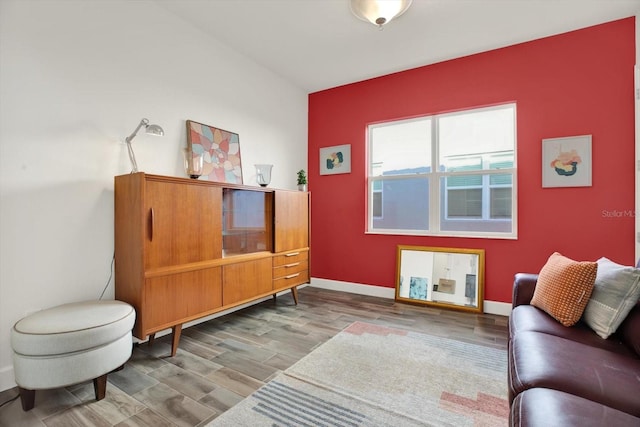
[284,262,300,268]
[284,273,301,279]
[284,252,300,257]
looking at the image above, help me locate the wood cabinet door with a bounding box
[222,258,272,305]
[142,267,223,335]
[274,190,309,253]
[144,180,222,269]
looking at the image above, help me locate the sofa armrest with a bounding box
[512,273,539,308]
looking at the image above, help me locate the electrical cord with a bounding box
[0,393,19,408]
[99,251,116,300]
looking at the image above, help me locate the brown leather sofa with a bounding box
[508,273,640,426]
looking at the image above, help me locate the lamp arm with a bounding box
[125,118,150,173]
[125,118,150,144]
[126,140,139,173]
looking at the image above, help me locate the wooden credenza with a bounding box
[114,173,309,356]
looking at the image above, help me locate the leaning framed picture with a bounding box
[319,144,351,175]
[542,135,592,188]
[186,120,243,184]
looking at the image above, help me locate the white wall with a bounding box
[0,0,307,392]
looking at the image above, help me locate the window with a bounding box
[367,104,516,238]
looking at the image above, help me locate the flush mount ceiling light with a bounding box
[350,0,413,29]
[125,118,164,173]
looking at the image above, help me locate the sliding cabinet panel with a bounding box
[142,267,222,335]
[222,258,272,305]
[145,180,222,269]
[274,190,309,253]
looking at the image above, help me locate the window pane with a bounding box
[489,152,514,170]
[489,173,512,186]
[446,175,482,188]
[439,106,514,172]
[371,118,431,176]
[491,187,512,218]
[371,177,429,231]
[373,191,382,218]
[446,155,482,173]
[447,189,481,218]
[439,176,513,233]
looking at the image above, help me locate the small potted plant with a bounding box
[297,169,307,191]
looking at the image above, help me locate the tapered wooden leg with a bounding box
[291,286,298,305]
[148,333,155,347]
[18,387,35,411]
[170,324,182,357]
[93,374,108,401]
[272,293,277,302]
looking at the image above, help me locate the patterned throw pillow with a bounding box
[531,252,597,327]
[582,257,640,339]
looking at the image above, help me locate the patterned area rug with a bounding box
[208,321,509,426]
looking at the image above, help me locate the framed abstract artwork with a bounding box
[186,120,243,184]
[542,135,592,188]
[319,144,351,175]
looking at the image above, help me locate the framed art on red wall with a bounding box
[542,135,592,188]
[319,144,351,175]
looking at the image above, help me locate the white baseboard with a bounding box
[483,300,512,316]
[309,277,511,317]
[0,366,16,393]
[310,278,396,299]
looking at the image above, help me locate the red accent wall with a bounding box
[307,17,636,303]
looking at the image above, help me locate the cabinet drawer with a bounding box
[273,250,308,267]
[273,269,309,291]
[273,259,308,279]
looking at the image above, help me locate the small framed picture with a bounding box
[542,135,592,188]
[319,144,351,175]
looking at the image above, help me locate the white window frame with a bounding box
[367,104,517,239]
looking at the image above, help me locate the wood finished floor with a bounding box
[0,286,508,427]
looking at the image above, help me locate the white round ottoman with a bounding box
[11,300,135,411]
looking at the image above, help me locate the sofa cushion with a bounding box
[583,257,640,339]
[530,252,597,326]
[508,331,640,416]
[508,305,634,357]
[511,388,640,427]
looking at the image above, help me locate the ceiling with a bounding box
[155,0,639,93]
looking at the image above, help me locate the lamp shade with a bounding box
[145,124,164,136]
[350,0,412,28]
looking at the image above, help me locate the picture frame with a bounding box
[542,135,592,188]
[319,144,351,175]
[186,120,243,184]
[396,245,484,313]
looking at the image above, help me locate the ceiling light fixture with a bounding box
[350,0,412,29]
[125,118,164,173]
